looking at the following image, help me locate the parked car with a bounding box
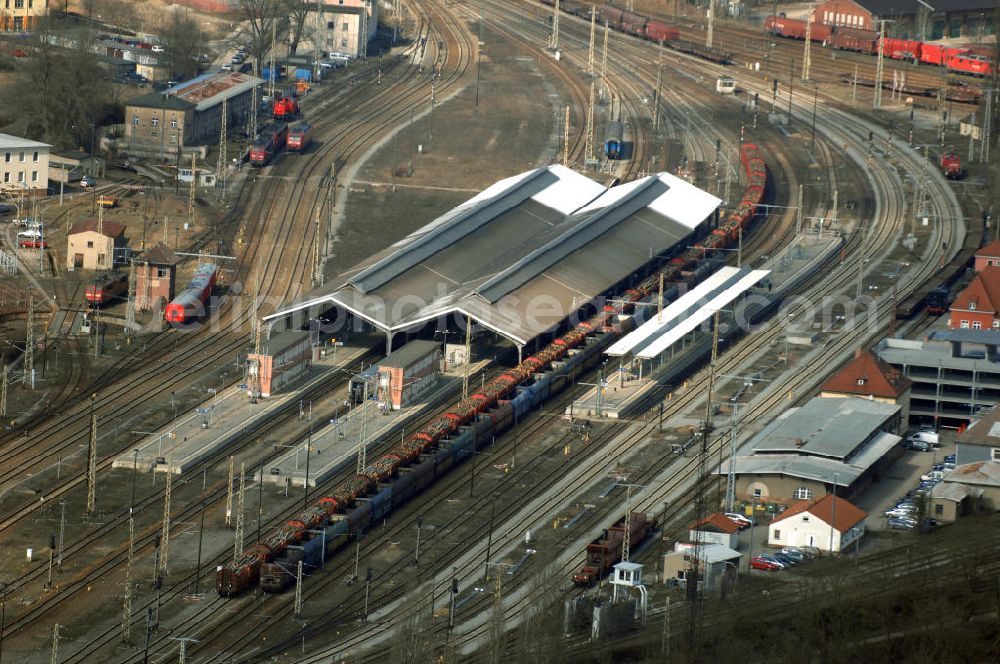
[885,507,918,519]
[776,549,805,563]
[888,518,916,530]
[781,546,817,559]
[921,470,944,482]
[151,44,165,53]
[751,556,782,571]
[80,175,95,188]
[770,553,798,566]
[724,513,753,530]
[909,430,940,445]
[943,454,956,464]
[220,63,232,72]
[904,438,932,452]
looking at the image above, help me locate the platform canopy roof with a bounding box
[606,266,769,359]
[264,165,721,346]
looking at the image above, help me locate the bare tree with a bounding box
[284,0,314,56]
[236,0,290,73]
[10,17,113,149]
[160,10,204,80]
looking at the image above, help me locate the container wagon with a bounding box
[85,272,128,306]
[287,123,313,153]
[604,121,624,160]
[164,263,218,324]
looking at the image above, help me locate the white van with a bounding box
[910,430,940,445]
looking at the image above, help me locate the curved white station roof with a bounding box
[266,165,722,346]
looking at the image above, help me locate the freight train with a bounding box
[765,16,994,77]
[540,0,733,65]
[217,145,769,597]
[85,272,128,306]
[250,123,289,166]
[572,513,655,585]
[164,263,218,324]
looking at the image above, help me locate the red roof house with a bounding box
[949,266,1000,332]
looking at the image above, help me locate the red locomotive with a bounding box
[940,147,963,179]
[572,513,655,585]
[218,146,770,599]
[272,96,299,120]
[85,272,128,306]
[164,263,218,324]
[249,123,289,166]
[286,123,313,153]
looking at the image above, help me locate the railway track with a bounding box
[249,7,966,662]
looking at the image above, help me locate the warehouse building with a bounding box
[248,331,311,398]
[717,396,904,506]
[264,165,722,360]
[123,71,261,159]
[848,0,996,40]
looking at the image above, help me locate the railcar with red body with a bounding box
[644,19,679,43]
[882,37,921,60]
[940,148,962,179]
[164,263,218,324]
[85,272,128,306]
[272,96,299,120]
[286,123,313,153]
[572,513,654,586]
[829,27,878,53]
[765,16,831,42]
[249,123,289,166]
[947,51,992,77]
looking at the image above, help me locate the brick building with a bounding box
[0,133,50,197]
[0,0,47,32]
[135,242,178,312]
[814,0,873,31]
[66,219,127,271]
[974,240,1000,273]
[124,71,261,159]
[948,266,1000,331]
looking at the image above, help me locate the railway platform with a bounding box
[111,342,373,475]
[253,362,485,488]
[566,232,843,421]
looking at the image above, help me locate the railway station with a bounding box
[263,164,722,361]
[567,232,842,421]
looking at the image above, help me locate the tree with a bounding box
[236,0,290,74]
[9,16,113,149]
[160,10,204,80]
[284,0,313,56]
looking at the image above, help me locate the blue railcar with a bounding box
[392,460,434,507]
[367,486,394,521]
[347,501,373,535]
[510,386,534,420]
[604,121,624,160]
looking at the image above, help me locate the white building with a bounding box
[768,493,867,554]
[0,133,51,198]
[305,0,377,59]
